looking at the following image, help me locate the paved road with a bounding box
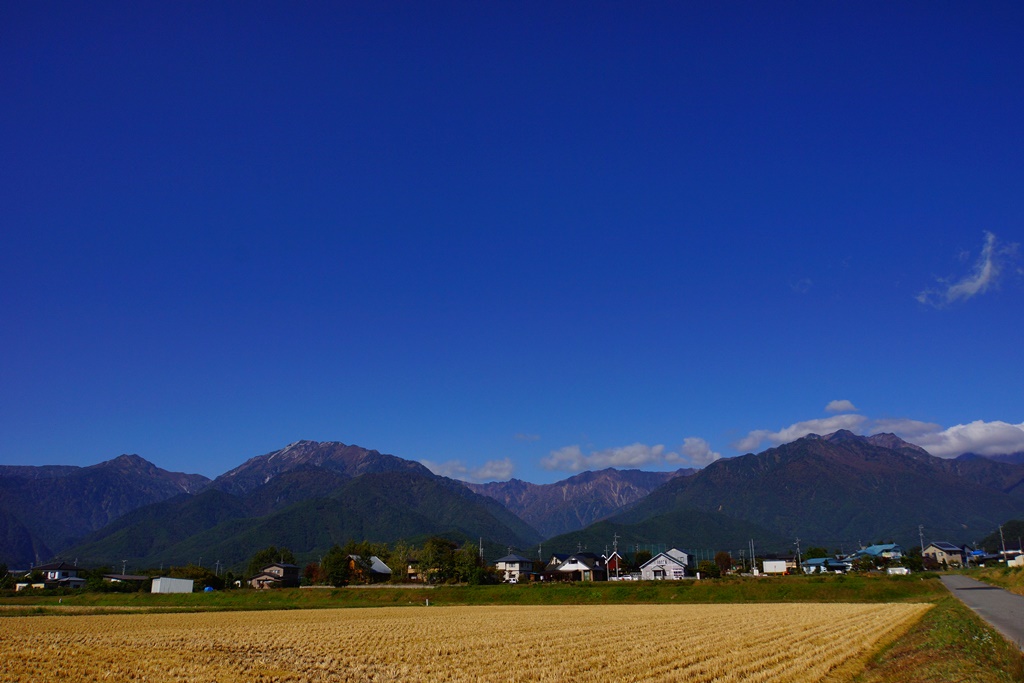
[941,574,1024,650]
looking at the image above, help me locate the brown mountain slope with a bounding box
[466,467,692,539]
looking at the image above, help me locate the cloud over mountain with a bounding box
[421,457,515,483]
[735,411,1024,460]
[542,438,720,473]
[733,414,868,452]
[910,420,1024,458]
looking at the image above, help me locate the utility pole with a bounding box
[795,538,801,570]
[122,559,127,575]
[918,525,925,556]
[1000,525,1008,560]
[613,533,620,578]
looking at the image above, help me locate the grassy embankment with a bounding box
[969,565,1024,596]
[855,595,1024,683]
[0,573,942,615]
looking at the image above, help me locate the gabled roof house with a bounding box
[552,552,606,581]
[924,542,967,567]
[494,553,535,583]
[249,562,300,589]
[853,544,903,560]
[639,549,693,580]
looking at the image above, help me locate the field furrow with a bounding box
[0,602,929,682]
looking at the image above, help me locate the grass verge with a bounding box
[0,573,944,614]
[854,595,1024,683]
[968,565,1024,596]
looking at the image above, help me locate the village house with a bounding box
[249,562,300,589]
[639,549,693,580]
[494,553,535,583]
[604,551,626,579]
[923,542,967,568]
[852,543,903,562]
[800,557,852,574]
[347,555,393,583]
[549,552,607,581]
[16,561,87,591]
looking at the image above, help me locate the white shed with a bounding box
[151,577,194,593]
[762,560,787,575]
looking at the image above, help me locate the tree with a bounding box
[247,546,296,579]
[696,560,720,578]
[0,563,12,590]
[453,542,482,583]
[168,564,223,590]
[319,545,351,587]
[303,562,321,585]
[420,537,458,584]
[384,541,413,584]
[634,550,653,568]
[714,551,733,575]
[902,546,924,572]
[804,547,829,560]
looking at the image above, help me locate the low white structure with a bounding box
[762,560,787,575]
[151,577,194,593]
[886,566,911,575]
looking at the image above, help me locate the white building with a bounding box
[639,549,693,580]
[494,553,534,583]
[151,577,194,593]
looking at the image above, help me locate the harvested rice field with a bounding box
[1,602,930,682]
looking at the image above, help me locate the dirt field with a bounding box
[0,602,930,682]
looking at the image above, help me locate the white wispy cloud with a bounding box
[514,433,541,442]
[542,438,721,473]
[733,414,869,452]
[916,232,1018,307]
[825,400,858,413]
[677,437,722,467]
[908,420,1024,458]
[420,457,515,483]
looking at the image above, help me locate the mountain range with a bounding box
[607,431,1024,551]
[464,468,692,539]
[3,432,1024,570]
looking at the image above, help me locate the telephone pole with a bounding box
[918,525,925,556]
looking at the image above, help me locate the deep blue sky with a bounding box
[3,2,1023,483]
